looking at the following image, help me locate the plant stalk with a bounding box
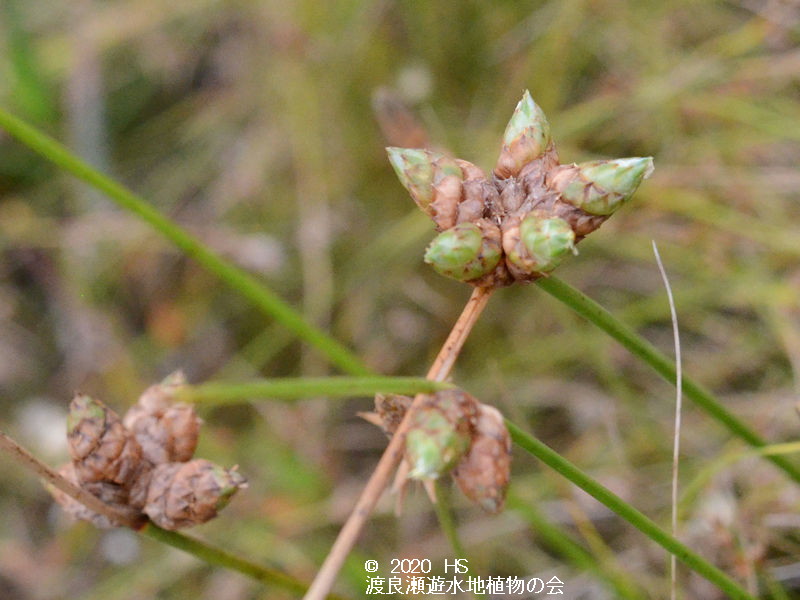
[0,430,142,528]
[179,376,453,405]
[302,286,493,600]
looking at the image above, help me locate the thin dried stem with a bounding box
[652,241,682,600]
[303,286,493,600]
[0,430,143,528]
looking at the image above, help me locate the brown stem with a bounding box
[303,286,493,600]
[0,430,143,529]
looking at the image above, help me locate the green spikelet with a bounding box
[494,91,551,179]
[386,147,463,217]
[405,391,477,480]
[554,157,654,216]
[424,222,502,282]
[504,214,575,276]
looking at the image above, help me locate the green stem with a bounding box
[431,482,483,600]
[140,524,349,600]
[179,377,453,404]
[536,276,800,484]
[506,421,755,600]
[0,106,369,377]
[431,481,467,558]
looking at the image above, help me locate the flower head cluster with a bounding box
[388,91,653,287]
[49,373,246,530]
[370,390,511,513]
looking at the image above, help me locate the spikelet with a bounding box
[142,460,247,530]
[453,404,511,513]
[424,220,502,284]
[503,213,576,281]
[405,390,478,480]
[67,394,144,488]
[494,90,552,179]
[123,371,200,465]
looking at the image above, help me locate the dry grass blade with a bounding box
[652,241,683,600]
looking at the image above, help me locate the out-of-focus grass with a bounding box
[1,1,799,598]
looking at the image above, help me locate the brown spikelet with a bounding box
[67,394,144,488]
[123,371,200,465]
[143,459,247,530]
[453,404,511,513]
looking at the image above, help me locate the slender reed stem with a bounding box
[0,107,369,377]
[303,287,493,600]
[507,421,755,600]
[0,431,142,528]
[179,376,453,405]
[536,276,800,484]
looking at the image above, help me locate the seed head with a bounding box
[388,91,653,288]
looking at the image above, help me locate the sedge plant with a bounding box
[0,88,789,600]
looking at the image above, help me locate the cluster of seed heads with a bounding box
[376,92,653,513]
[370,390,511,513]
[388,90,653,287]
[49,372,246,530]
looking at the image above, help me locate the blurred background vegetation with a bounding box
[0,0,799,598]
